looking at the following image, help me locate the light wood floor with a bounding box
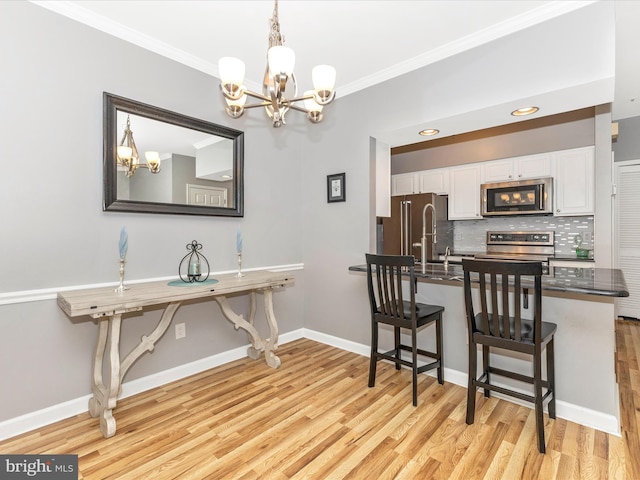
[2,320,640,479]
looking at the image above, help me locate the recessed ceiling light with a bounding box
[221,174,232,179]
[419,129,439,136]
[511,106,539,116]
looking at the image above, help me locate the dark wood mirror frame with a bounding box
[103,92,244,217]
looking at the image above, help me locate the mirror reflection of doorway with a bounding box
[187,184,227,207]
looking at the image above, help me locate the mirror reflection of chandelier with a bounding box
[218,0,336,128]
[116,115,161,177]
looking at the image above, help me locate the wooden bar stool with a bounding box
[462,258,556,453]
[365,253,445,406]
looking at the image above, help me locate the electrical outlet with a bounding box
[175,323,186,339]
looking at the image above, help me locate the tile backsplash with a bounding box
[452,215,594,255]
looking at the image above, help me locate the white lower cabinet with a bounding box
[553,146,595,216]
[448,164,482,220]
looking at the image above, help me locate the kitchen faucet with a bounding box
[444,246,451,271]
[420,203,437,265]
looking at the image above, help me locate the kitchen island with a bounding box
[349,262,628,435]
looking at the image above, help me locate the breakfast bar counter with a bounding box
[349,261,628,435]
[349,262,629,298]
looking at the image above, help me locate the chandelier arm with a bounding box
[288,104,311,114]
[243,102,273,110]
[243,89,272,103]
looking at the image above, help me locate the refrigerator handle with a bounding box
[400,201,405,256]
[405,200,412,256]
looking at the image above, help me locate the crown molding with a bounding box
[32,0,596,99]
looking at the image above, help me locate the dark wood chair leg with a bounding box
[368,323,378,388]
[412,327,418,406]
[436,314,444,384]
[547,338,556,419]
[482,345,490,398]
[394,326,401,370]
[466,341,477,424]
[534,346,546,453]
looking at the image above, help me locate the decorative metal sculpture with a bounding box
[179,240,210,283]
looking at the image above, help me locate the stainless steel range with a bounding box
[475,231,555,274]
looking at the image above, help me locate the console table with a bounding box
[57,270,294,438]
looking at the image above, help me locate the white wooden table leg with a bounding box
[100,313,122,438]
[88,319,109,418]
[119,302,181,381]
[246,292,260,359]
[215,295,276,365]
[263,288,281,368]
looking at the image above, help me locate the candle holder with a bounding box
[115,258,129,293]
[236,252,244,278]
[179,240,210,283]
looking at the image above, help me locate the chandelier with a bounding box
[218,0,336,128]
[116,115,161,177]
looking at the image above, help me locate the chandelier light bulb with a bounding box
[312,65,336,101]
[218,57,246,93]
[145,151,161,172]
[117,145,133,161]
[268,46,295,77]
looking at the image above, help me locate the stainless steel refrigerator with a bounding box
[381,193,452,262]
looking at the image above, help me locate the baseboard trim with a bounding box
[0,327,619,440]
[0,329,305,440]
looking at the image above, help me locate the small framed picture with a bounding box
[327,173,346,203]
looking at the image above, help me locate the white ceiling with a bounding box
[34,1,640,145]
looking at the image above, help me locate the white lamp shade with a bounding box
[268,46,295,76]
[218,57,246,86]
[312,65,336,92]
[145,151,160,165]
[303,91,323,113]
[117,145,133,160]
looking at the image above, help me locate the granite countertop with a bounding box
[349,262,629,298]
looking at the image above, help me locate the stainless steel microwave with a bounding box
[481,177,553,216]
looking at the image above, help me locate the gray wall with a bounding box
[0,2,305,422]
[613,116,640,161]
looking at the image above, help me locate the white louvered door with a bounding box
[616,162,640,318]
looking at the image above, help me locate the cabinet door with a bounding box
[554,147,594,216]
[515,153,552,179]
[392,173,417,196]
[419,169,449,194]
[482,160,514,182]
[449,165,482,220]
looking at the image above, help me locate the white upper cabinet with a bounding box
[482,159,514,182]
[419,169,449,195]
[516,153,553,180]
[482,153,553,183]
[553,146,595,216]
[392,168,449,196]
[448,164,482,220]
[391,172,418,195]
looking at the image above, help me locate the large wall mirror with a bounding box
[104,92,244,216]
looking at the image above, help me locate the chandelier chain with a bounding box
[268,0,284,48]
